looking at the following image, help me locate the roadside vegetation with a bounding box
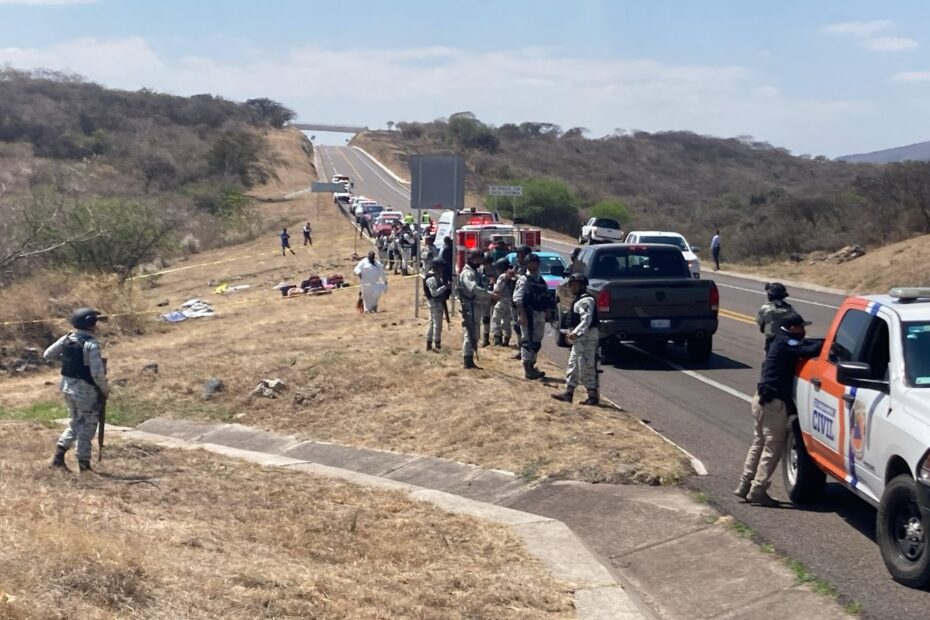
[354,113,930,264]
[0,423,573,619]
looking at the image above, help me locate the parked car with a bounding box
[554,243,719,360]
[332,174,350,184]
[504,251,567,301]
[373,214,403,236]
[786,287,930,587]
[333,191,351,205]
[624,231,701,278]
[354,200,379,222]
[579,217,624,244]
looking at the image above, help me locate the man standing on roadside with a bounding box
[354,251,388,313]
[736,313,822,507]
[710,230,721,271]
[552,273,600,405]
[514,253,550,380]
[280,228,296,256]
[45,308,110,472]
[756,282,795,352]
[424,258,448,352]
[491,258,515,346]
[457,250,498,369]
[440,237,454,284]
[302,222,313,246]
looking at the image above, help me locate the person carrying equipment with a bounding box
[756,282,795,352]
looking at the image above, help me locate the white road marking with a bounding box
[629,345,755,404]
[346,148,411,202]
[715,282,840,310]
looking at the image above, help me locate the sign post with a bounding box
[488,185,523,220]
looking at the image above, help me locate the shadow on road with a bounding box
[601,343,753,372]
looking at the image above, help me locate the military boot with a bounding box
[523,362,545,380]
[481,333,491,347]
[50,446,69,471]
[503,336,511,347]
[551,387,575,403]
[434,341,441,352]
[426,340,433,351]
[78,459,93,472]
[493,334,504,346]
[464,355,480,369]
[580,389,600,406]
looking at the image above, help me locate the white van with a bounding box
[433,209,500,249]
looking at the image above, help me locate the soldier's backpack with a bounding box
[524,276,554,312]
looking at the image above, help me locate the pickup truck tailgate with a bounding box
[607,280,714,319]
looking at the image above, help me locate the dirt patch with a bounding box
[0,423,572,618]
[729,233,930,294]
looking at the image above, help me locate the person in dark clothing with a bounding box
[302,222,313,246]
[280,228,296,256]
[736,313,823,506]
[440,237,454,284]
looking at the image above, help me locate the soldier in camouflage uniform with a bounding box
[45,308,109,472]
[514,253,551,380]
[457,250,498,369]
[552,273,600,405]
[424,258,448,352]
[756,282,795,352]
[491,258,516,346]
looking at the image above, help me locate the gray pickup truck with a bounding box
[554,243,719,361]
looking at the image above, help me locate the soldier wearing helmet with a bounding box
[490,257,516,346]
[423,257,448,352]
[513,253,552,380]
[552,273,601,405]
[43,307,110,472]
[756,282,795,352]
[457,249,499,369]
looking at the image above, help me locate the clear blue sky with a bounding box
[1,0,929,155]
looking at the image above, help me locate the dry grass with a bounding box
[1,185,689,484]
[247,127,317,201]
[729,233,930,294]
[0,422,573,619]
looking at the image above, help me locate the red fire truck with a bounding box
[454,223,542,272]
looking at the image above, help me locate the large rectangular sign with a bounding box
[409,155,465,211]
[488,185,523,197]
[311,182,347,192]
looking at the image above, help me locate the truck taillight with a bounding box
[596,289,610,313]
[710,282,719,312]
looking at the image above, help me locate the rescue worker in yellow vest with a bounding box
[45,308,109,472]
[756,282,795,352]
[457,250,498,369]
[514,253,550,380]
[552,273,600,405]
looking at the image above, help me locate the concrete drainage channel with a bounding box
[108,418,649,620]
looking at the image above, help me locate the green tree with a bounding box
[245,98,295,128]
[492,178,581,235]
[592,199,631,226]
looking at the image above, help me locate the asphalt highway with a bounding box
[317,144,928,619]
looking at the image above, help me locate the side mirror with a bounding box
[691,246,701,253]
[550,264,565,277]
[836,361,889,393]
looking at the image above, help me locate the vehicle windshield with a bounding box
[539,256,567,275]
[638,236,689,251]
[590,249,689,279]
[903,322,930,387]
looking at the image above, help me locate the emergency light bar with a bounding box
[890,287,930,303]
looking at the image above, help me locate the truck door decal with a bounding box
[812,396,839,451]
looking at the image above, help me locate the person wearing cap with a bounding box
[457,249,499,368]
[424,257,448,352]
[736,312,823,506]
[552,273,600,405]
[569,247,584,274]
[756,282,795,352]
[354,250,388,312]
[44,308,110,472]
[491,257,516,346]
[513,253,551,380]
[509,245,533,356]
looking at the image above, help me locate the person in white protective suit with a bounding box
[354,251,388,312]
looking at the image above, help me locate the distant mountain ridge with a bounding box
[838,140,930,164]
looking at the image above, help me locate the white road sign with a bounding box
[488,185,523,197]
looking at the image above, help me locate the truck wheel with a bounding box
[782,415,825,504]
[686,335,713,362]
[878,475,930,588]
[599,337,621,362]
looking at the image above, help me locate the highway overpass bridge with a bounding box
[291,122,368,133]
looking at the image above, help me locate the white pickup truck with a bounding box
[785,287,930,586]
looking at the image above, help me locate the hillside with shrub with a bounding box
[355,114,930,263]
[0,68,310,284]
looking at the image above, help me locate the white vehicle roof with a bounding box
[377,211,404,219]
[862,291,930,322]
[628,231,687,238]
